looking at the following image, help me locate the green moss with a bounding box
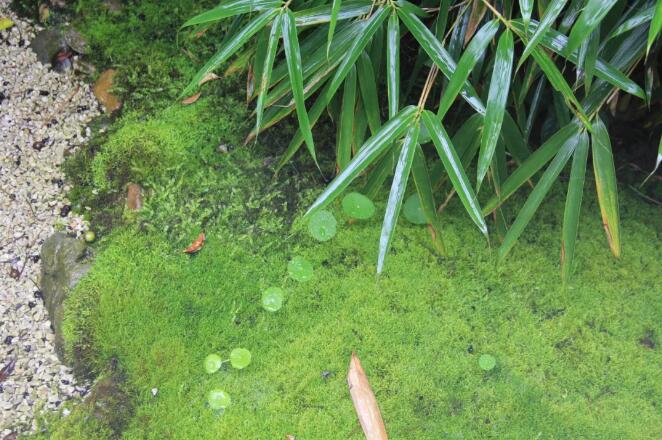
[49,164,662,439]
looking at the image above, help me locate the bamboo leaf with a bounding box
[327,0,342,57]
[566,0,619,56]
[518,0,568,69]
[327,8,389,101]
[338,67,357,171]
[387,12,400,118]
[649,0,662,55]
[356,51,382,135]
[422,110,488,236]
[478,29,514,189]
[378,122,420,273]
[520,0,534,30]
[282,9,317,163]
[397,7,486,114]
[438,20,499,118]
[294,0,372,26]
[412,145,446,254]
[181,0,281,27]
[591,118,621,257]
[642,134,662,185]
[501,111,531,163]
[483,121,580,214]
[561,131,589,282]
[255,12,282,139]
[306,106,418,216]
[183,9,277,96]
[608,6,655,41]
[577,25,599,93]
[499,128,580,260]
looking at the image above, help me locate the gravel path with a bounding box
[1,2,100,434]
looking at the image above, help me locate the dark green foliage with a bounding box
[182,0,662,277]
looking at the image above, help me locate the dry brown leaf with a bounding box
[184,233,205,254]
[0,358,16,383]
[464,0,487,47]
[347,353,388,440]
[198,72,219,86]
[126,183,143,211]
[285,436,295,440]
[93,69,122,114]
[181,92,201,105]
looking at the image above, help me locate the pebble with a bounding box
[0,2,99,435]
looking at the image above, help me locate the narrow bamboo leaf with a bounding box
[327,0,342,57]
[483,121,579,214]
[306,106,418,216]
[412,145,446,254]
[559,0,583,34]
[478,29,514,189]
[356,51,382,135]
[252,27,270,95]
[294,0,371,26]
[338,67,357,171]
[499,129,580,260]
[438,20,499,118]
[525,76,546,141]
[181,0,281,27]
[566,0,618,55]
[378,123,420,273]
[465,0,487,46]
[352,98,369,154]
[387,12,400,118]
[183,9,277,96]
[591,118,621,257]
[608,6,655,40]
[422,111,488,236]
[510,20,646,100]
[520,0,534,30]
[641,134,662,185]
[649,0,662,55]
[435,0,452,38]
[282,10,316,163]
[327,8,389,101]
[530,46,591,129]
[561,131,589,282]
[364,151,395,198]
[255,13,282,139]
[518,0,568,69]
[501,111,531,163]
[577,25,599,92]
[397,8,486,114]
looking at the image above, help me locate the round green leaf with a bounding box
[403,194,427,225]
[204,353,222,374]
[479,354,496,371]
[341,192,376,219]
[207,389,231,410]
[230,348,252,369]
[287,256,313,282]
[308,210,337,241]
[261,287,284,312]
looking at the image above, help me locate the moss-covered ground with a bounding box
[22,0,662,438]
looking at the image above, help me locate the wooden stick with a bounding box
[347,353,388,440]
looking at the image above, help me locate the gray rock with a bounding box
[40,233,91,361]
[29,28,67,65]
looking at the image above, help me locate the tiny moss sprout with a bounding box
[479,354,497,371]
[261,287,284,312]
[204,354,223,374]
[307,210,337,241]
[341,192,375,220]
[287,256,313,282]
[207,389,231,410]
[230,348,252,369]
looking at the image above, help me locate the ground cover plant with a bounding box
[181,0,662,278]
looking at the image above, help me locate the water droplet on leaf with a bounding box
[308,210,337,241]
[341,192,375,220]
[288,257,313,282]
[262,287,284,312]
[230,348,252,369]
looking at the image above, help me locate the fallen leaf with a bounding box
[3,432,17,440]
[0,358,16,383]
[181,92,201,105]
[38,4,50,23]
[9,266,20,280]
[0,17,14,30]
[126,183,143,211]
[93,69,122,113]
[285,436,295,440]
[198,72,219,86]
[347,353,388,440]
[184,233,205,254]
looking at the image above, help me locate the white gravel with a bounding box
[1,2,100,435]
